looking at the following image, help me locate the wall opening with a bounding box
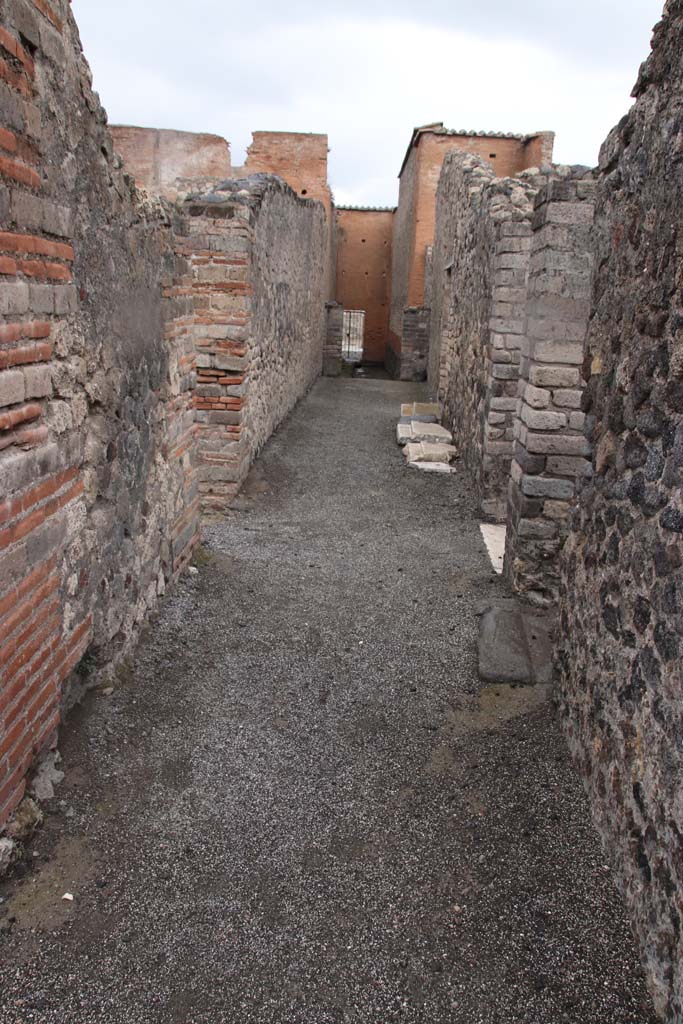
[342,309,365,362]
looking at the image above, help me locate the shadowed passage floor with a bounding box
[0,377,656,1024]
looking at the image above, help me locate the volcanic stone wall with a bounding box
[505,172,595,606]
[0,0,200,823]
[557,3,683,1017]
[428,153,539,519]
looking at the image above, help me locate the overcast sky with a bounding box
[71,0,664,207]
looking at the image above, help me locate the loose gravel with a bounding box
[0,377,657,1023]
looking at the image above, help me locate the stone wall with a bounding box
[557,3,683,1017]
[398,307,430,382]
[0,0,199,823]
[177,175,327,514]
[323,302,343,377]
[246,176,327,457]
[243,132,334,300]
[428,152,539,519]
[0,1,328,826]
[110,126,232,200]
[504,173,595,606]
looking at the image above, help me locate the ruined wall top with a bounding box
[110,126,232,200]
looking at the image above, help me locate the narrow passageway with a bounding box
[0,378,655,1024]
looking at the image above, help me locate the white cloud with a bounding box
[72,1,662,207]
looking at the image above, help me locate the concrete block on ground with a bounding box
[403,441,457,464]
[478,600,556,685]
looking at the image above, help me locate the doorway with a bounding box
[342,309,365,363]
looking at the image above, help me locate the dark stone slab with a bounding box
[478,600,557,686]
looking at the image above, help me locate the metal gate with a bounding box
[342,309,365,362]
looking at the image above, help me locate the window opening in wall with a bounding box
[342,309,365,363]
[489,153,497,159]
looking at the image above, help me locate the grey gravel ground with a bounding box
[0,377,657,1024]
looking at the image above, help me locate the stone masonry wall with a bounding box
[323,302,343,377]
[504,173,595,606]
[398,307,430,382]
[428,153,539,519]
[246,176,327,457]
[557,3,683,1017]
[176,176,326,514]
[390,127,554,373]
[0,0,199,824]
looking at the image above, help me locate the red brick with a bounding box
[0,401,41,433]
[0,255,17,275]
[0,233,73,261]
[0,341,52,370]
[0,155,40,189]
[2,612,59,682]
[0,575,59,645]
[0,772,26,827]
[0,27,35,76]
[0,56,31,98]
[0,556,56,622]
[0,126,17,155]
[0,595,59,667]
[30,0,63,33]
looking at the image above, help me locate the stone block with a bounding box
[0,281,29,315]
[521,475,575,499]
[530,340,585,365]
[521,406,567,431]
[23,364,52,399]
[524,384,551,409]
[517,518,558,539]
[10,190,44,230]
[489,317,525,335]
[491,363,519,380]
[545,201,595,225]
[403,441,456,464]
[29,283,54,314]
[546,455,591,478]
[529,365,580,387]
[552,388,583,408]
[525,433,591,456]
[0,370,26,407]
[490,397,518,411]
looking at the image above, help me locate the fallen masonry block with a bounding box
[396,422,413,446]
[400,401,440,423]
[477,599,556,685]
[403,441,457,463]
[407,461,457,475]
[396,421,454,446]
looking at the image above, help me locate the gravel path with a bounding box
[0,377,657,1023]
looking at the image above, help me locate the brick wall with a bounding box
[110,126,232,200]
[428,152,540,518]
[335,207,393,364]
[390,126,555,372]
[175,175,327,515]
[0,0,200,825]
[505,173,595,606]
[556,3,683,1017]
